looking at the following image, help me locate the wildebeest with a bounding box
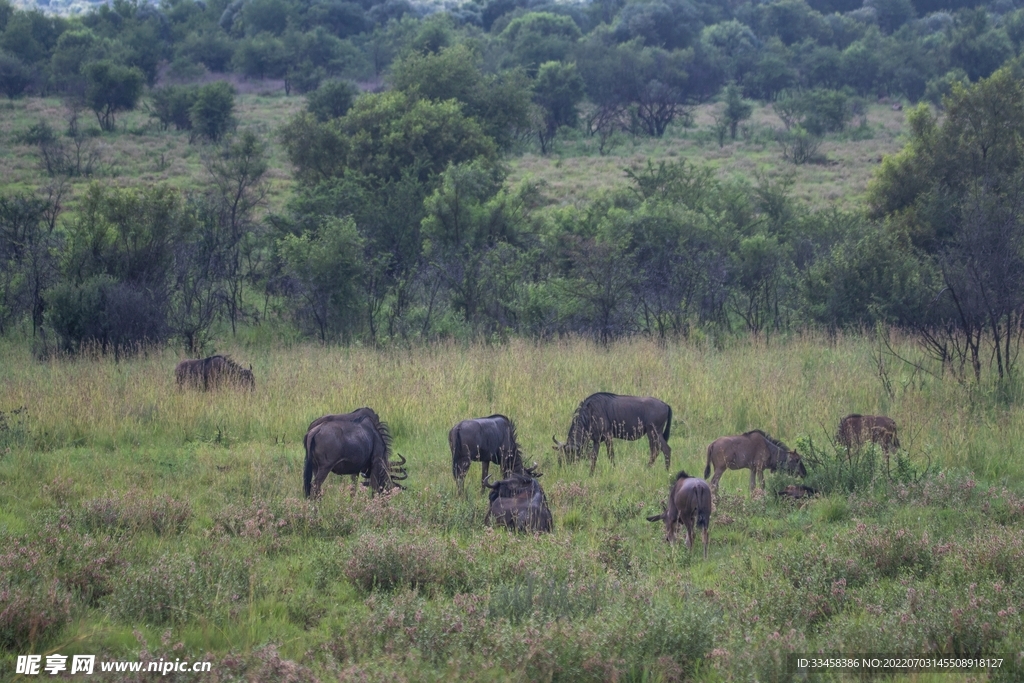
[704,430,806,495]
[483,473,552,533]
[837,414,900,455]
[175,355,255,391]
[303,408,407,498]
[777,484,818,500]
[552,393,672,474]
[450,415,538,495]
[646,470,712,558]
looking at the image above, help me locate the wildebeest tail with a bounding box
[704,443,712,479]
[663,404,672,442]
[452,427,463,479]
[696,483,711,530]
[303,432,315,498]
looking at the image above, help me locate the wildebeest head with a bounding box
[483,473,552,533]
[777,484,817,499]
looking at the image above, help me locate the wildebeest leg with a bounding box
[647,429,658,467]
[588,440,600,475]
[709,468,723,499]
[480,460,490,491]
[665,515,678,544]
[605,436,615,465]
[350,474,358,495]
[701,526,709,559]
[311,468,331,500]
[749,467,757,493]
[684,516,695,552]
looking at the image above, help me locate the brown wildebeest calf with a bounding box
[836,414,900,455]
[647,470,712,558]
[704,430,806,495]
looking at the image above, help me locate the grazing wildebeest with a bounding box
[552,393,672,475]
[646,470,712,557]
[450,415,538,495]
[175,355,255,391]
[303,408,407,498]
[777,484,818,500]
[704,430,806,495]
[483,473,552,533]
[837,414,900,455]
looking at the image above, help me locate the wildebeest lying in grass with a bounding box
[175,355,255,391]
[646,470,712,558]
[704,430,806,495]
[450,414,540,495]
[303,408,407,498]
[552,392,672,474]
[777,484,818,500]
[837,414,900,455]
[484,473,552,533]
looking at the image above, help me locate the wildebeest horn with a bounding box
[482,475,499,489]
[390,471,408,481]
[393,453,407,466]
[646,513,665,522]
[525,462,542,477]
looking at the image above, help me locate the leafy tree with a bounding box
[203,130,268,334]
[721,81,752,139]
[242,0,290,36]
[176,30,234,72]
[0,49,30,98]
[422,160,535,332]
[612,0,699,50]
[83,60,144,131]
[48,28,105,95]
[499,11,581,72]
[390,43,532,151]
[151,84,198,131]
[532,60,584,150]
[306,79,358,121]
[232,32,287,79]
[0,187,63,335]
[279,216,364,342]
[189,81,235,143]
[868,69,1024,380]
[864,0,914,34]
[282,90,498,185]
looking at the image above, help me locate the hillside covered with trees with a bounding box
[2,0,1024,386]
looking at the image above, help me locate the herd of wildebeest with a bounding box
[176,355,902,559]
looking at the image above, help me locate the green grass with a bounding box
[0,91,304,217]
[1,334,1022,681]
[508,101,909,211]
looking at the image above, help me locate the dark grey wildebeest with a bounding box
[175,355,254,391]
[450,415,537,495]
[303,408,407,498]
[704,430,806,495]
[647,470,712,557]
[484,473,552,533]
[552,393,672,475]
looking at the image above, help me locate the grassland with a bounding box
[1,334,1022,681]
[0,90,906,216]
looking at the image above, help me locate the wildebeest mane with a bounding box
[744,429,788,452]
[673,469,693,482]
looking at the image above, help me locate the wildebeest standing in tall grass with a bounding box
[484,473,552,533]
[175,355,255,391]
[837,414,900,456]
[552,393,672,474]
[704,430,806,495]
[450,414,536,495]
[303,408,408,498]
[647,470,712,557]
